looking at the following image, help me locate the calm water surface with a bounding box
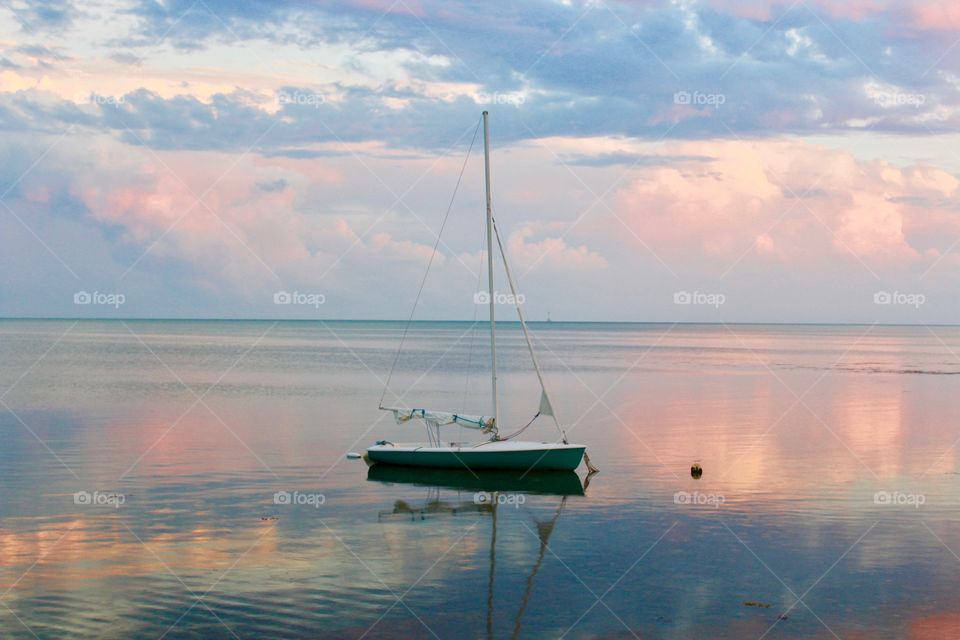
[1,320,959,639]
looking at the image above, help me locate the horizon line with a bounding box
[1,317,959,328]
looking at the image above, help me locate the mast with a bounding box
[482,111,499,435]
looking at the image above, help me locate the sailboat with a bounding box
[366,112,593,472]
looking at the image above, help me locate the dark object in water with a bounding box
[743,601,771,608]
[691,463,703,479]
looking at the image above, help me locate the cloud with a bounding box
[257,178,288,192]
[4,0,960,152]
[4,1,960,321]
[611,138,960,271]
[3,125,960,321]
[911,4,960,31]
[507,222,608,272]
[560,151,715,167]
[14,44,72,62]
[9,0,77,33]
[705,0,897,22]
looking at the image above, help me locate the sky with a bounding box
[1,0,960,322]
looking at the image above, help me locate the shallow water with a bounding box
[1,320,959,639]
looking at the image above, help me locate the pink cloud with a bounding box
[707,0,960,34]
[910,3,960,31]
[63,139,477,301]
[15,130,960,318]
[71,148,350,288]
[507,223,608,272]
[610,139,960,271]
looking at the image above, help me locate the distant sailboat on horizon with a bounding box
[366,112,594,473]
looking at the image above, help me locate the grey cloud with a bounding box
[257,178,288,192]
[5,1,960,153]
[560,152,715,167]
[10,0,76,33]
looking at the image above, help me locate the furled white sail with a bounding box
[382,407,496,432]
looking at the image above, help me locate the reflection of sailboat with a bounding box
[368,112,593,472]
[367,465,584,496]
[368,466,581,639]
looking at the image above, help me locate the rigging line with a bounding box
[379,117,483,409]
[499,411,540,441]
[490,212,568,444]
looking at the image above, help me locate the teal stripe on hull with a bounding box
[367,465,584,495]
[367,447,584,471]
